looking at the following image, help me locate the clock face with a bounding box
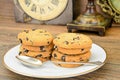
[18,0,68,21]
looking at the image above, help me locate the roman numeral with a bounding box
[51,0,59,6]
[48,6,54,11]
[31,4,36,12]
[40,8,45,14]
[25,0,31,7]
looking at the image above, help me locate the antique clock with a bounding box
[14,0,73,25]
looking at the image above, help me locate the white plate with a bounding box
[3,43,106,78]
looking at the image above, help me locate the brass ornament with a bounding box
[73,0,108,27]
[97,0,120,23]
[67,0,112,36]
[74,13,107,27]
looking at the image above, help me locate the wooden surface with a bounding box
[0,0,120,80]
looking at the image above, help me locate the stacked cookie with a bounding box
[51,33,92,68]
[17,29,54,62]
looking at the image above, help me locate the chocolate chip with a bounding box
[81,49,84,51]
[49,54,52,58]
[40,46,46,52]
[73,38,75,40]
[80,59,84,61]
[73,36,80,40]
[26,37,29,41]
[58,64,61,66]
[40,46,44,50]
[19,39,22,43]
[35,54,42,58]
[80,57,82,59]
[80,57,84,61]
[24,49,29,53]
[47,41,50,44]
[19,52,22,55]
[53,53,57,58]
[44,57,48,59]
[64,41,69,45]
[54,46,57,48]
[61,56,66,62]
[24,30,29,33]
[54,46,57,50]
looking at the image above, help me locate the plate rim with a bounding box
[3,43,107,78]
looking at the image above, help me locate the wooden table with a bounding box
[0,0,120,80]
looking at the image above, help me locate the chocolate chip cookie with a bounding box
[19,47,51,58]
[53,33,92,49]
[52,50,91,62]
[51,58,89,68]
[54,45,91,55]
[21,43,54,52]
[18,29,54,46]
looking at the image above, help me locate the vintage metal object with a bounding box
[14,0,73,25]
[67,0,112,36]
[97,0,120,23]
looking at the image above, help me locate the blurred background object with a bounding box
[14,0,73,25]
[67,0,112,36]
[97,0,120,23]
